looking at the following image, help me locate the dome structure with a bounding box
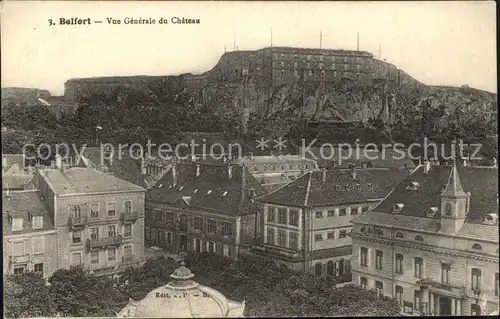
[117,261,245,318]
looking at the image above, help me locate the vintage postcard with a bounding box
[1,1,498,318]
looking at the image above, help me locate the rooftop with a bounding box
[2,173,34,190]
[258,167,409,207]
[3,190,55,235]
[38,167,146,196]
[2,154,25,170]
[147,163,267,216]
[238,154,318,165]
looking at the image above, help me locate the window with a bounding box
[360,247,368,267]
[193,238,201,252]
[351,208,358,216]
[108,248,116,261]
[124,245,132,257]
[108,225,116,237]
[471,304,481,316]
[222,221,232,237]
[472,243,482,250]
[495,273,499,296]
[315,234,323,242]
[90,227,99,240]
[339,230,347,238]
[395,254,403,274]
[72,252,81,266]
[73,206,81,217]
[208,241,215,253]
[414,257,423,278]
[278,208,287,224]
[414,290,421,313]
[327,210,335,217]
[107,203,116,216]
[315,263,322,276]
[267,209,276,222]
[375,250,383,270]
[72,230,82,244]
[33,263,43,275]
[395,285,403,304]
[223,244,229,257]
[12,218,23,231]
[360,277,367,290]
[395,232,404,239]
[165,211,174,224]
[375,229,384,238]
[339,208,347,216]
[90,204,99,218]
[267,228,275,245]
[327,232,335,240]
[441,263,451,283]
[278,230,286,247]
[194,217,204,230]
[14,267,25,274]
[327,261,334,277]
[33,237,45,254]
[315,211,323,218]
[125,201,132,213]
[165,231,173,244]
[91,250,99,264]
[414,235,424,242]
[124,224,132,237]
[289,232,298,249]
[179,214,187,232]
[289,210,299,226]
[207,219,216,233]
[32,216,43,229]
[471,268,481,290]
[375,281,383,296]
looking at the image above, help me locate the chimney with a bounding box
[351,166,356,180]
[196,163,200,177]
[423,160,431,174]
[321,167,327,182]
[172,164,177,187]
[55,154,63,170]
[228,164,233,179]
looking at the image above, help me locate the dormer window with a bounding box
[222,191,228,196]
[360,227,366,233]
[12,217,23,231]
[193,189,198,194]
[472,244,482,251]
[207,190,212,195]
[426,207,439,218]
[375,229,384,238]
[406,181,420,191]
[483,213,498,225]
[335,185,341,191]
[395,232,404,239]
[32,216,43,229]
[392,203,404,214]
[414,235,424,242]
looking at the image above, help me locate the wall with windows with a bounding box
[262,204,303,252]
[3,232,57,278]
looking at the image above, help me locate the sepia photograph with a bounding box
[1,1,498,318]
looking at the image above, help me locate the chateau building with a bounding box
[145,163,267,259]
[238,154,319,191]
[117,260,245,317]
[252,167,410,278]
[3,190,58,278]
[350,162,499,316]
[33,157,147,276]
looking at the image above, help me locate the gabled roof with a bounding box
[3,190,55,235]
[2,154,24,170]
[258,168,409,207]
[3,174,34,190]
[147,163,267,216]
[38,167,146,196]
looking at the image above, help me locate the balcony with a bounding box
[120,211,139,223]
[10,254,30,264]
[418,279,465,298]
[86,235,123,250]
[68,215,88,229]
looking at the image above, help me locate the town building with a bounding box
[238,154,319,191]
[2,153,25,174]
[350,162,499,316]
[3,189,58,278]
[145,163,267,260]
[33,157,147,276]
[117,259,245,317]
[251,167,410,278]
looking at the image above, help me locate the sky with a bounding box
[1,1,497,95]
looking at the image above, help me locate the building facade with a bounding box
[3,190,58,278]
[145,163,267,260]
[34,161,147,276]
[350,162,499,316]
[252,167,409,278]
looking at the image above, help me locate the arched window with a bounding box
[375,229,384,238]
[360,227,366,233]
[472,244,482,250]
[395,232,404,239]
[315,263,323,276]
[327,261,334,277]
[414,235,424,242]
